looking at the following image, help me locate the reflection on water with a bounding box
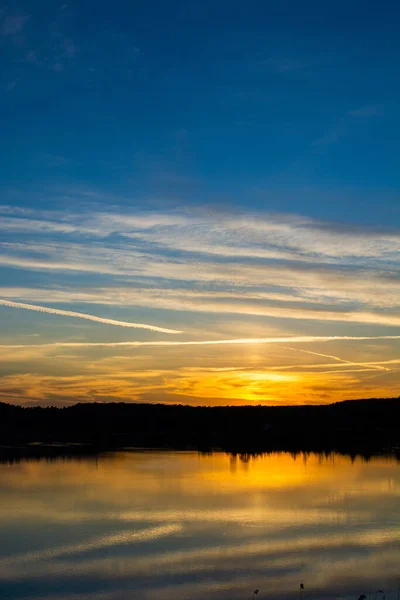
[0,451,400,600]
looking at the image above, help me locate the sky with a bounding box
[0,0,399,406]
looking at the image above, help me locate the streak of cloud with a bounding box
[282,346,391,372]
[1,334,400,350]
[0,299,182,334]
[0,14,29,36]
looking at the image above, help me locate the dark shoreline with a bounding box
[1,397,400,462]
[1,443,400,465]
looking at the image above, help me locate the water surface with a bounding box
[0,451,399,600]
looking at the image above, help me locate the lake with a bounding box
[0,451,399,600]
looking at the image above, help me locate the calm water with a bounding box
[0,451,399,600]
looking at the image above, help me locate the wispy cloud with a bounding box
[0,299,182,334]
[348,105,381,118]
[0,202,399,405]
[62,37,77,58]
[1,279,400,328]
[25,50,40,65]
[282,346,390,372]
[0,14,29,37]
[311,124,348,147]
[3,80,17,91]
[2,334,400,349]
[260,56,319,73]
[2,206,399,261]
[0,204,399,329]
[0,361,396,406]
[312,103,382,148]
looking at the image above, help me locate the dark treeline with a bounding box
[1,397,400,459]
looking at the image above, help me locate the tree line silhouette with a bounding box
[0,397,399,459]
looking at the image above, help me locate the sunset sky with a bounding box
[1,0,399,406]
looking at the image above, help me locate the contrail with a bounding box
[1,334,400,349]
[0,299,182,335]
[282,346,391,372]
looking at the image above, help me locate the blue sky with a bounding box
[0,0,399,406]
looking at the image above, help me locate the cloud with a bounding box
[2,206,399,262]
[0,299,182,334]
[0,204,399,330]
[52,62,64,72]
[63,37,77,58]
[2,334,400,349]
[0,360,397,406]
[311,124,348,147]
[282,346,390,372]
[25,50,40,65]
[1,278,400,312]
[1,280,400,328]
[261,57,319,73]
[0,14,29,36]
[312,104,382,148]
[3,80,17,91]
[348,105,381,118]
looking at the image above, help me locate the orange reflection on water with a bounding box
[0,451,399,600]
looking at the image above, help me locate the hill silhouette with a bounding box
[1,397,400,459]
